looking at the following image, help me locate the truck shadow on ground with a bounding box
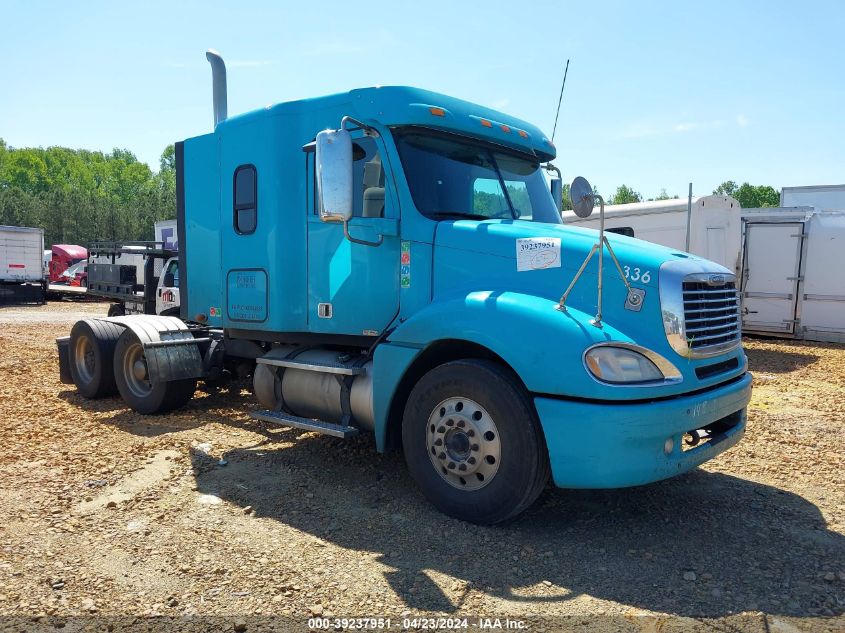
[63,387,267,438]
[744,347,819,374]
[189,433,844,618]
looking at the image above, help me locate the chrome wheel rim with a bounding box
[426,396,501,491]
[122,341,152,398]
[73,335,95,383]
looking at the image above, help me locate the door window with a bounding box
[164,259,179,286]
[308,137,386,218]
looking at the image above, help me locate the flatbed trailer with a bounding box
[86,241,179,316]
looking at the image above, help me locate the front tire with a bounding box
[113,329,196,414]
[402,359,550,524]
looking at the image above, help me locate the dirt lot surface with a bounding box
[0,301,843,631]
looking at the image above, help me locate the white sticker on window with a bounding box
[516,237,561,271]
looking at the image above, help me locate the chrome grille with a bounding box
[682,280,741,351]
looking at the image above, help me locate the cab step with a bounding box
[249,410,359,439]
[255,356,364,376]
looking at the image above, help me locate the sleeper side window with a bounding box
[234,165,257,234]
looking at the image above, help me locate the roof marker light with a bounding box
[500,124,511,133]
[480,119,493,128]
[518,130,529,138]
[429,107,446,117]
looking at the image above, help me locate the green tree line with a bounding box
[560,181,779,209]
[0,139,176,247]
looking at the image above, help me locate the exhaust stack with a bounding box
[205,49,227,128]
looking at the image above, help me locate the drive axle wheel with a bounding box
[402,359,550,525]
[68,319,123,398]
[114,329,196,415]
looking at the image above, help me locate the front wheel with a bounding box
[402,359,550,524]
[113,329,196,414]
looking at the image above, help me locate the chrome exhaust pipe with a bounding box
[205,49,227,128]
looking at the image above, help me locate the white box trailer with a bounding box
[0,225,46,304]
[563,195,742,274]
[780,184,845,211]
[740,208,845,343]
[1,225,44,283]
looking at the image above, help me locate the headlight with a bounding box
[584,344,681,385]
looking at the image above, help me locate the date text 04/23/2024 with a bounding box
[307,617,527,630]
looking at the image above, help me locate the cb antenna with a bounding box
[551,59,570,144]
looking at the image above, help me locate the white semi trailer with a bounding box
[781,184,845,211]
[562,195,742,274]
[0,225,46,304]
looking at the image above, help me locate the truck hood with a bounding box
[431,218,733,351]
[433,219,698,293]
[420,219,745,399]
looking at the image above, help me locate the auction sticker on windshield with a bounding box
[516,237,561,271]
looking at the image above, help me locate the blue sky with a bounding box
[1,0,842,198]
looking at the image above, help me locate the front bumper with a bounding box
[534,372,752,488]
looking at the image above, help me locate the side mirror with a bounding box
[570,176,595,218]
[316,128,353,223]
[550,178,563,213]
[163,272,175,287]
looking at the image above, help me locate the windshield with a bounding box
[393,129,561,224]
[64,261,85,276]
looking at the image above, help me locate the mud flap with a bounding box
[56,336,73,384]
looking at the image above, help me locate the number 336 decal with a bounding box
[623,266,651,284]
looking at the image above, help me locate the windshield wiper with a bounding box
[428,212,500,221]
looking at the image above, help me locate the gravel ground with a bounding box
[0,301,843,631]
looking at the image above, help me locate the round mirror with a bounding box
[570,176,595,218]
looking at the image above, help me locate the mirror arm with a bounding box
[543,163,561,179]
[341,115,379,137]
[343,221,384,247]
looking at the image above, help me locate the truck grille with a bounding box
[682,280,741,351]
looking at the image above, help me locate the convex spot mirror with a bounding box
[570,176,595,218]
[316,128,353,223]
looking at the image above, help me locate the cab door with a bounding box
[306,133,400,336]
[156,257,181,315]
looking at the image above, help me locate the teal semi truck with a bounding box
[58,51,751,524]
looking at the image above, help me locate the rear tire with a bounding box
[113,329,196,414]
[68,319,123,398]
[402,359,550,524]
[107,303,125,317]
